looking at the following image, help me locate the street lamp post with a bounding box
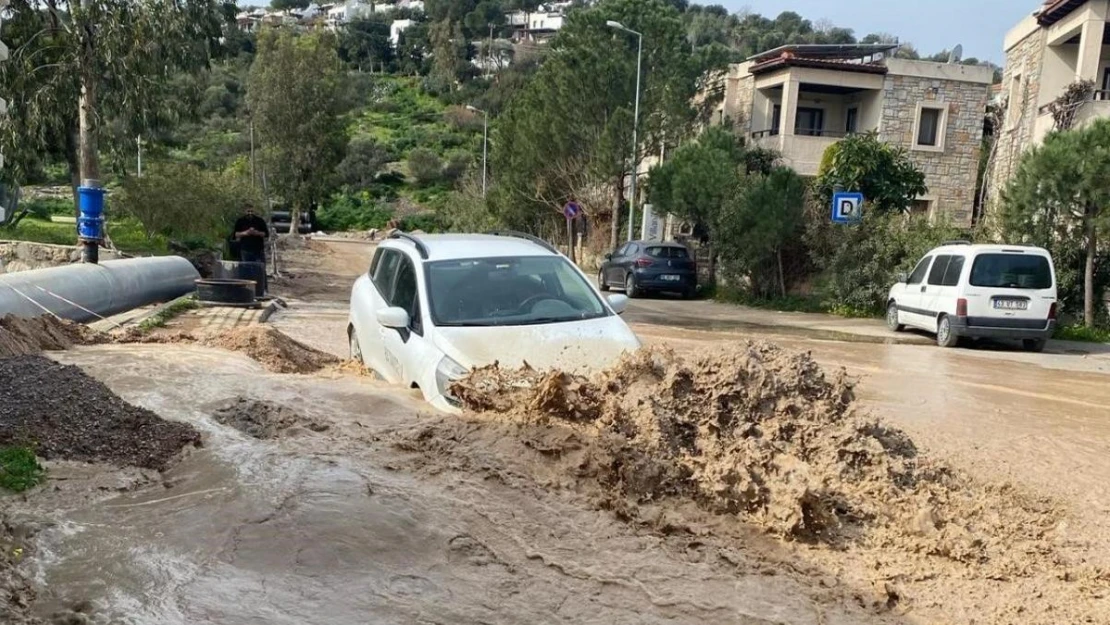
[466,105,489,197]
[607,20,642,242]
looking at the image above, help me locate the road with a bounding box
[19,237,1110,625]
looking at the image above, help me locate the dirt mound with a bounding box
[0,355,201,470]
[202,326,339,374]
[0,315,100,358]
[405,344,1064,575]
[211,397,329,439]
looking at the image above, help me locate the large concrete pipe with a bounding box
[0,256,200,322]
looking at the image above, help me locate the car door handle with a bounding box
[920,286,926,293]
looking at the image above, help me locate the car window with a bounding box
[928,255,952,286]
[646,246,690,259]
[616,243,632,256]
[391,256,422,335]
[941,256,965,287]
[970,253,1052,289]
[368,248,382,277]
[426,256,608,327]
[907,256,932,285]
[373,249,401,295]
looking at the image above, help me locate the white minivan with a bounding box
[886,242,1057,351]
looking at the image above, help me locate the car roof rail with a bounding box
[388,231,429,259]
[485,230,559,254]
[940,239,972,246]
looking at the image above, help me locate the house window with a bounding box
[1007,73,1023,127]
[910,199,931,216]
[913,104,946,151]
[846,107,859,134]
[1101,68,1110,99]
[917,108,941,146]
[795,107,824,136]
[771,105,781,135]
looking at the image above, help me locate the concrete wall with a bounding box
[878,73,990,226]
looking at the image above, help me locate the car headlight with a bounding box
[435,356,470,405]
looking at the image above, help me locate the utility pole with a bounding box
[467,105,489,197]
[607,20,643,242]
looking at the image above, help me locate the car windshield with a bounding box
[969,253,1053,289]
[426,256,609,327]
[646,246,689,259]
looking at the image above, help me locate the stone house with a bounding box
[711,43,993,226]
[987,0,1110,203]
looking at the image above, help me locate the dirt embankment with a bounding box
[395,343,1107,623]
[0,313,339,375]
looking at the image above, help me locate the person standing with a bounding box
[232,205,270,264]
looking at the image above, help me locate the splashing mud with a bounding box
[114,325,339,374]
[395,343,1107,621]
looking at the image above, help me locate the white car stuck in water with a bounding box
[348,232,641,412]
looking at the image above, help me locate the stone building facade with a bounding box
[986,0,1110,207]
[712,45,993,226]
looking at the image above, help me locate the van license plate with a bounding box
[993,299,1028,310]
[661,275,680,282]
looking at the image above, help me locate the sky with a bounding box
[704,0,1040,65]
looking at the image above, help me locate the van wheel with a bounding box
[886,301,904,332]
[936,315,959,348]
[1023,338,1047,353]
[598,269,610,291]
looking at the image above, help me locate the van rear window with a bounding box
[969,254,1052,289]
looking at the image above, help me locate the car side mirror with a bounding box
[896,272,909,284]
[377,307,411,329]
[604,253,613,261]
[607,294,629,315]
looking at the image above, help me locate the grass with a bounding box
[137,296,199,332]
[1053,324,1110,343]
[0,215,168,256]
[0,446,45,493]
[712,285,831,314]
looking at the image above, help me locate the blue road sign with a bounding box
[563,201,581,220]
[831,192,864,224]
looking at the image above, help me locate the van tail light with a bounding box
[956,298,968,318]
[634,258,654,268]
[1049,302,1057,320]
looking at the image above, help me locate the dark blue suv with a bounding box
[598,241,697,298]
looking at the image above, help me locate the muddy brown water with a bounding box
[21,344,904,625]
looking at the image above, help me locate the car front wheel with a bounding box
[936,315,959,348]
[886,301,904,332]
[349,326,364,363]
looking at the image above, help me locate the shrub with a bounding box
[335,137,395,191]
[316,192,393,232]
[407,148,443,186]
[0,446,45,492]
[442,150,473,183]
[807,211,968,316]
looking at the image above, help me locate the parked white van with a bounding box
[886,242,1057,351]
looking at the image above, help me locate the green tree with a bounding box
[248,30,348,233]
[335,137,394,191]
[492,0,717,244]
[646,126,744,231]
[1002,120,1110,327]
[340,15,395,72]
[0,0,226,206]
[270,0,310,10]
[815,132,927,214]
[408,148,445,186]
[716,167,807,297]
